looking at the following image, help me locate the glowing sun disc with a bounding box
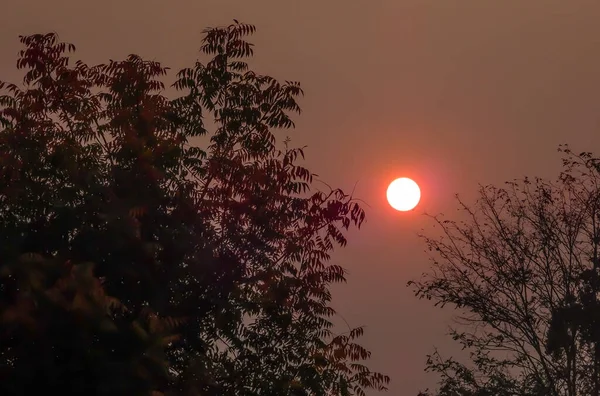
[387,177,421,211]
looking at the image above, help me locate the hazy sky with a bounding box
[3,0,600,393]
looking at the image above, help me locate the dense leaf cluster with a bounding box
[0,23,389,396]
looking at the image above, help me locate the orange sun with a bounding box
[386,177,421,211]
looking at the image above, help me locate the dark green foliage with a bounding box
[0,255,178,395]
[410,146,600,396]
[0,24,389,395]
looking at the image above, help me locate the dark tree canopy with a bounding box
[0,23,389,396]
[411,147,600,396]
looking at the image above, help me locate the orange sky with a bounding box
[3,0,600,393]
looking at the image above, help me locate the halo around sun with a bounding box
[387,177,421,211]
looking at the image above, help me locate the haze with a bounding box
[2,0,600,393]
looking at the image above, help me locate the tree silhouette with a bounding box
[410,146,600,396]
[0,23,389,396]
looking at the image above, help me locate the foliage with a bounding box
[0,23,389,395]
[410,146,600,396]
[0,254,180,394]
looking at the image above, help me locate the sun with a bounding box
[387,177,421,211]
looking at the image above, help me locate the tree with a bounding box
[0,23,389,395]
[410,146,600,396]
